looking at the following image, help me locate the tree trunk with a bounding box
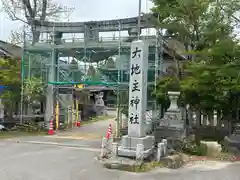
[217,110,222,128]
[202,111,208,126]
[27,102,33,119]
[207,110,214,126]
[194,108,201,146]
[31,29,40,45]
[223,110,229,130]
[195,109,201,127]
[4,103,14,121]
[187,107,193,127]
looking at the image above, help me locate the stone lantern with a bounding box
[167,91,180,112]
[160,91,184,129]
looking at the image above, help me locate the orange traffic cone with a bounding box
[48,120,55,135]
[106,124,112,139]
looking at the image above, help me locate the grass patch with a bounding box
[81,115,115,125]
[0,131,46,139]
[133,161,164,172]
[104,161,164,172]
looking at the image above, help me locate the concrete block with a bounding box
[162,139,167,156]
[157,142,164,162]
[100,137,108,158]
[112,142,118,157]
[136,144,144,162]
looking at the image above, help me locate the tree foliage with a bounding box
[0,58,20,85]
[152,0,240,112]
[0,58,44,117]
[0,58,21,103]
[24,76,44,103]
[152,0,236,54]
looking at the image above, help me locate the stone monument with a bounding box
[118,40,154,158]
[155,91,185,140]
[224,123,240,153]
[160,91,184,129]
[94,92,107,116]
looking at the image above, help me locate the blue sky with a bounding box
[0,0,153,41]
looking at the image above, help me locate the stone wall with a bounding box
[192,126,229,142]
[154,126,185,144]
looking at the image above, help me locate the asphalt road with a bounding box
[1,117,240,180]
[1,140,240,180]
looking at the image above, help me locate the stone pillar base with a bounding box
[117,135,154,158]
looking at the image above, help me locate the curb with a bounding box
[188,155,240,162]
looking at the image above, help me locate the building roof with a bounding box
[0,40,22,59]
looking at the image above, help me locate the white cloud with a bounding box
[0,0,153,41]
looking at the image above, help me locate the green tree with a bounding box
[23,76,44,115]
[151,0,236,54]
[24,76,44,103]
[0,58,44,118]
[0,58,21,119]
[152,0,240,113]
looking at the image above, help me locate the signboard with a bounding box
[128,40,148,137]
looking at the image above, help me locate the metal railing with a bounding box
[26,35,157,45]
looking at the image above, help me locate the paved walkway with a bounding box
[57,117,116,139]
[5,117,116,150]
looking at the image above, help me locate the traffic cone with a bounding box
[75,121,81,127]
[48,120,55,135]
[106,124,112,139]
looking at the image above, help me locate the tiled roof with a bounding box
[0,40,21,59]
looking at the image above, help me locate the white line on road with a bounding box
[16,140,100,152]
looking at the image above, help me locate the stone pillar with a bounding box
[45,32,62,127]
[100,137,108,158]
[117,40,154,158]
[128,40,148,136]
[162,139,167,156]
[157,142,164,161]
[112,143,118,157]
[127,40,148,137]
[136,144,144,162]
[45,49,57,127]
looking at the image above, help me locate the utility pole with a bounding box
[116,21,121,137]
[138,0,142,40]
[20,27,26,124]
